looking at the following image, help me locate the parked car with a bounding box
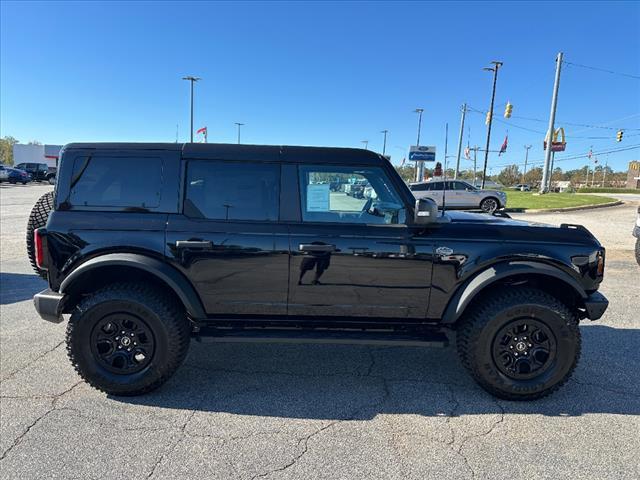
[634,206,640,266]
[31,142,608,400]
[14,162,55,183]
[513,184,531,191]
[0,164,9,181]
[4,167,31,184]
[409,180,507,213]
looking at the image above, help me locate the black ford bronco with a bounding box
[30,143,609,400]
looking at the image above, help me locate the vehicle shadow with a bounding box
[113,324,640,418]
[0,272,46,304]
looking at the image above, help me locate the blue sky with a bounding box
[1,1,639,172]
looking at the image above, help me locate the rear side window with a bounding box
[69,156,162,208]
[184,160,280,221]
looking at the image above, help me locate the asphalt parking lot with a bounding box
[1,184,639,480]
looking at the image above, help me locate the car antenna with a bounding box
[441,163,447,217]
[441,122,449,217]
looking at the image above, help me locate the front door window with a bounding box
[298,165,406,225]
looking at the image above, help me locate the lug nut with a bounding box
[130,333,134,337]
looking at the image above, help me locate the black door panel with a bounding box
[288,224,433,318]
[166,216,289,315]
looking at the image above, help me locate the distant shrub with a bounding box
[577,187,639,193]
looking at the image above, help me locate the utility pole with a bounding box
[361,140,369,150]
[548,151,556,191]
[444,123,449,173]
[540,52,563,193]
[481,61,503,189]
[182,76,201,142]
[414,108,424,182]
[380,130,388,156]
[602,156,608,186]
[522,145,532,183]
[454,103,467,179]
[235,123,245,144]
[471,146,480,185]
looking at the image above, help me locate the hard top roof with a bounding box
[63,142,387,165]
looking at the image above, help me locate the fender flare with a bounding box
[60,253,206,319]
[441,261,587,324]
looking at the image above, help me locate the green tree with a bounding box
[394,165,416,183]
[497,164,521,187]
[0,136,19,165]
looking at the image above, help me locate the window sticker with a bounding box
[307,183,330,212]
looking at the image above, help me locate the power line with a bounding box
[489,144,640,170]
[467,106,640,139]
[563,60,640,80]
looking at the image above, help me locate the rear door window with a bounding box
[184,160,280,221]
[69,156,163,208]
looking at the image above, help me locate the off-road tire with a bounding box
[26,191,54,279]
[457,287,581,401]
[66,283,191,396]
[480,197,499,214]
[635,238,640,267]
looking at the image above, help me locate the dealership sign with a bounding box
[409,145,436,161]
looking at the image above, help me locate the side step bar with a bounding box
[195,328,449,348]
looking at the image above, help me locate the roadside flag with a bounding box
[587,148,593,159]
[498,135,508,155]
[464,146,471,160]
[196,127,208,143]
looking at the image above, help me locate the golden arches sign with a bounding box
[544,127,567,152]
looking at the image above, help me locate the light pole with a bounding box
[414,108,424,182]
[235,123,245,144]
[540,52,563,193]
[182,76,201,142]
[481,61,503,189]
[361,140,369,150]
[380,130,388,156]
[523,145,532,183]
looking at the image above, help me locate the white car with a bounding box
[409,180,507,213]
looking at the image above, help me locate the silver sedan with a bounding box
[409,180,507,213]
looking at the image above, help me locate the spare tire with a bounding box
[26,191,54,279]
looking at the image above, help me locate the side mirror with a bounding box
[414,198,438,224]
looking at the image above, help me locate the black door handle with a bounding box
[299,243,336,253]
[175,240,213,249]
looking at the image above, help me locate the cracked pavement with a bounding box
[1,185,639,479]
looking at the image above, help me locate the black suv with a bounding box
[14,162,55,183]
[30,143,608,400]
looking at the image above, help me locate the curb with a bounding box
[505,200,623,214]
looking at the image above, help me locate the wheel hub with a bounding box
[492,319,557,380]
[90,314,155,375]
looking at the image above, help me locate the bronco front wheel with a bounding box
[457,287,581,400]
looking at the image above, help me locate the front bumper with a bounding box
[33,289,65,323]
[583,291,609,321]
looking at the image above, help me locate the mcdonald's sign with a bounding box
[543,128,567,152]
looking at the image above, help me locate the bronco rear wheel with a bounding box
[66,283,191,396]
[457,287,580,400]
[26,191,54,279]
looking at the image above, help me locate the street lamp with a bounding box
[380,130,388,156]
[182,76,201,142]
[235,123,245,144]
[361,140,369,150]
[480,61,503,189]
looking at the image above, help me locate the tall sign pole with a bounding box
[454,103,467,179]
[414,108,424,182]
[182,76,201,142]
[540,52,563,193]
[522,145,532,183]
[381,130,388,156]
[481,61,503,189]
